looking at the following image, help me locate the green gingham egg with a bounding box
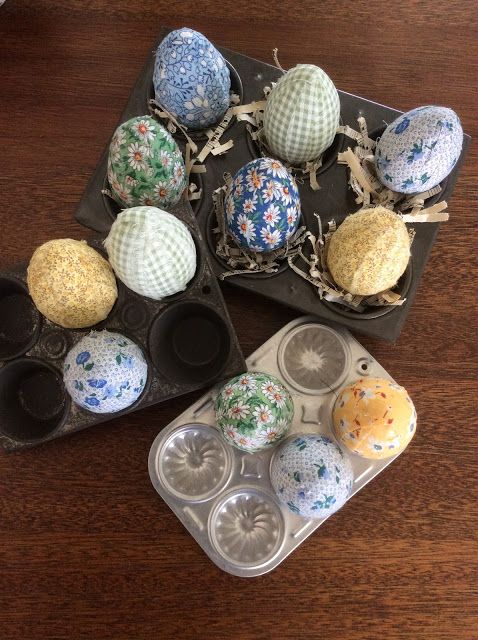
[271,434,353,519]
[104,206,196,300]
[107,115,187,208]
[215,372,294,453]
[263,64,340,165]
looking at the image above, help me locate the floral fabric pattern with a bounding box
[224,157,301,253]
[215,372,294,453]
[63,331,148,414]
[153,28,231,130]
[375,106,463,194]
[270,434,353,519]
[107,115,187,209]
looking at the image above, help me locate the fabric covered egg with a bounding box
[375,105,463,194]
[224,157,301,253]
[107,115,187,209]
[215,372,294,453]
[263,64,340,165]
[27,239,117,329]
[63,331,148,414]
[327,207,410,296]
[271,434,353,519]
[153,28,231,130]
[333,377,417,459]
[104,206,196,300]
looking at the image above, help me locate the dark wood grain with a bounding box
[0,2,477,639]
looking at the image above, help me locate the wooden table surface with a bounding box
[1,2,477,638]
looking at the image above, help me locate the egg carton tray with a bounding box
[0,213,246,451]
[74,27,470,342]
[148,316,411,577]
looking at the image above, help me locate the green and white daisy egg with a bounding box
[271,434,353,519]
[215,372,294,453]
[107,115,187,208]
[63,331,148,414]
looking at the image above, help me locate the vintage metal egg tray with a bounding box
[74,27,470,342]
[0,214,245,451]
[149,316,410,577]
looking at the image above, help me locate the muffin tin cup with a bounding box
[0,276,41,360]
[149,317,412,577]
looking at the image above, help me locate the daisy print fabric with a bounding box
[224,158,301,253]
[107,115,187,209]
[215,372,294,453]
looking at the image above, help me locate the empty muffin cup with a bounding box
[148,301,231,384]
[0,277,41,360]
[0,358,69,443]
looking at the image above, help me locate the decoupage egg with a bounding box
[63,331,148,414]
[263,64,340,165]
[153,28,231,130]
[27,239,117,329]
[224,157,301,253]
[375,105,463,194]
[271,434,353,519]
[327,207,410,296]
[215,372,294,453]
[107,115,187,209]
[333,377,417,459]
[104,206,196,300]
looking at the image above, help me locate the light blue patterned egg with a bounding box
[153,28,231,130]
[63,331,148,414]
[270,434,353,519]
[375,106,463,194]
[224,157,301,253]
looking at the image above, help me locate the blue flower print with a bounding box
[102,384,118,400]
[76,351,90,365]
[123,356,134,370]
[401,177,415,190]
[407,140,425,164]
[311,495,336,510]
[293,471,302,483]
[293,437,307,451]
[84,396,100,407]
[287,501,301,515]
[88,378,107,389]
[314,462,330,480]
[419,172,431,185]
[394,116,410,134]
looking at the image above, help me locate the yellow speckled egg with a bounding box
[333,377,417,459]
[27,239,118,329]
[327,207,410,296]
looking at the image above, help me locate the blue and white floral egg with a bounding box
[271,434,353,519]
[63,331,148,414]
[153,28,231,130]
[224,157,301,253]
[375,105,463,194]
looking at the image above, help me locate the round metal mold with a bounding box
[157,423,233,502]
[209,487,285,568]
[0,358,70,443]
[39,328,71,360]
[119,298,150,331]
[278,323,351,394]
[0,277,41,360]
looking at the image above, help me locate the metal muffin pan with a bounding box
[149,316,411,577]
[76,27,469,341]
[0,216,245,451]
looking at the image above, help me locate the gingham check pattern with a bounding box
[263,64,340,165]
[104,206,196,300]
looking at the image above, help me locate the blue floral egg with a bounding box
[224,158,301,253]
[375,106,463,194]
[153,28,231,130]
[63,331,148,414]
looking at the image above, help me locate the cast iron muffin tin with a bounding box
[0,207,246,451]
[149,317,410,577]
[75,27,469,341]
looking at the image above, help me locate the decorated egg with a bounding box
[27,239,117,329]
[333,377,417,459]
[327,207,410,296]
[215,372,294,453]
[263,64,340,165]
[107,115,187,209]
[153,28,231,130]
[375,105,463,194]
[271,434,353,519]
[104,206,196,300]
[224,157,301,253]
[63,331,148,414]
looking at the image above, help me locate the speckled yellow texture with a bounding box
[327,207,410,296]
[27,239,118,329]
[333,377,417,459]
